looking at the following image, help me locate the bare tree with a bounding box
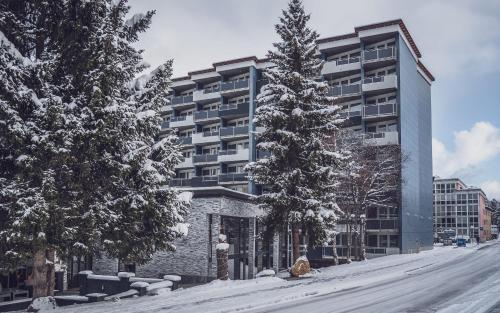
[333,131,406,262]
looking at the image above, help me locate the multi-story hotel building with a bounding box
[433,177,493,242]
[160,19,434,262]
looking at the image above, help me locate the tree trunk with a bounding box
[346,224,352,263]
[32,248,55,299]
[292,225,300,264]
[331,231,339,266]
[360,221,366,261]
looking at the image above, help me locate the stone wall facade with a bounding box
[93,188,263,283]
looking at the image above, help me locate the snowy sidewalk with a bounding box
[43,242,498,313]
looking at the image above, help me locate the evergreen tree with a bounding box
[247,0,345,262]
[0,0,187,297]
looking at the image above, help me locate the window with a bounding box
[367,235,378,247]
[202,168,219,176]
[380,235,388,247]
[389,235,398,247]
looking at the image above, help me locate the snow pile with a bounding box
[216,243,229,251]
[256,269,276,278]
[27,297,57,312]
[117,272,135,278]
[163,275,181,282]
[130,281,149,288]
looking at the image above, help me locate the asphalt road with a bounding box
[249,242,500,313]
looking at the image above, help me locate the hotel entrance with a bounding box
[220,216,249,280]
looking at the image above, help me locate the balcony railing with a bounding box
[257,150,272,159]
[363,76,385,84]
[363,102,397,118]
[327,83,361,97]
[365,219,399,230]
[161,121,170,129]
[178,137,192,145]
[170,115,187,122]
[363,47,396,63]
[192,154,218,163]
[194,110,219,121]
[219,172,247,183]
[203,130,219,137]
[218,149,238,156]
[336,57,360,66]
[219,126,249,138]
[363,131,399,146]
[203,85,220,94]
[169,178,192,187]
[339,110,362,119]
[219,102,250,117]
[171,95,193,105]
[221,79,249,92]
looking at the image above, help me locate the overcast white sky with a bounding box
[128,0,500,199]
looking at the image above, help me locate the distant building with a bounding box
[433,178,493,242]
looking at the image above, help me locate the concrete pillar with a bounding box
[272,233,280,273]
[248,218,257,278]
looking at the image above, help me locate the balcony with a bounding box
[327,83,361,98]
[339,110,362,127]
[192,154,218,164]
[218,172,248,184]
[192,131,220,144]
[220,80,250,96]
[321,57,361,76]
[169,178,192,187]
[194,110,220,122]
[363,102,397,120]
[160,104,172,112]
[175,157,194,169]
[178,136,193,146]
[193,86,221,103]
[219,126,249,139]
[169,115,194,128]
[191,176,218,187]
[160,121,170,130]
[363,131,399,146]
[257,150,271,159]
[170,95,194,109]
[219,102,250,118]
[365,219,399,230]
[362,47,396,65]
[218,149,249,163]
[362,75,398,94]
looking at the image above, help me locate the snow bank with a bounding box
[117,272,135,278]
[87,274,119,281]
[256,269,276,278]
[28,297,57,312]
[130,281,149,288]
[163,275,181,282]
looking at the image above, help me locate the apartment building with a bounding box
[433,178,493,242]
[160,19,434,261]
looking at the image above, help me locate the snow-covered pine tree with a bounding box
[0,0,70,297]
[246,0,345,262]
[1,0,187,297]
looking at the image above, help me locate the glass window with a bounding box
[389,235,398,247]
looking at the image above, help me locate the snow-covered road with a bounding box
[49,241,500,313]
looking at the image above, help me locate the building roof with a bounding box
[417,61,435,81]
[176,186,255,201]
[171,19,433,83]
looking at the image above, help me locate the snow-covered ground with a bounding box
[41,241,500,313]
